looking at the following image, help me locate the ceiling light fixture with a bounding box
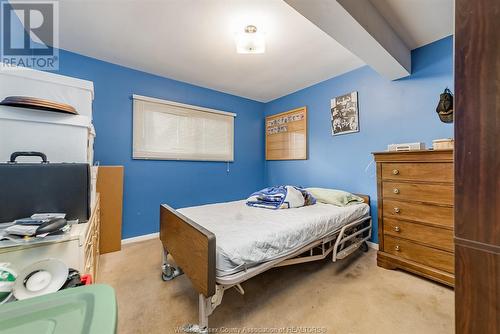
[235,25,265,54]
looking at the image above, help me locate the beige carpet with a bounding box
[98,239,454,334]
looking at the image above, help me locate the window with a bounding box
[132,95,235,161]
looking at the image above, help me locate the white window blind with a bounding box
[132,95,235,161]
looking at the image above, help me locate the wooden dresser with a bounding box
[373,150,454,286]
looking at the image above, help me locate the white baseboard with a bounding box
[121,232,159,245]
[366,241,379,250]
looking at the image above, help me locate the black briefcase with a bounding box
[0,152,90,223]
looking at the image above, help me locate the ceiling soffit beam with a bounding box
[285,0,411,80]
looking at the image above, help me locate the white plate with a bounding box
[13,259,68,300]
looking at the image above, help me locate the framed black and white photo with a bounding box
[331,91,359,136]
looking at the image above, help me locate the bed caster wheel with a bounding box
[162,272,174,281]
[360,241,369,252]
[161,265,175,281]
[162,264,184,281]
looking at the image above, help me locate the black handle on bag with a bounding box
[10,151,49,163]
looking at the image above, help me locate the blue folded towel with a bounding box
[246,185,316,209]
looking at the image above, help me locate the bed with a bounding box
[159,194,372,333]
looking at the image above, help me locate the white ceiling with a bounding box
[55,0,453,102]
[370,0,454,50]
[57,0,364,102]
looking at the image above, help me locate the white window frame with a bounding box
[132,94,236,162]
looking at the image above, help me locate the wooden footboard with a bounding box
[160,204,216,297]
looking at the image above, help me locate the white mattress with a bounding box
[178,200,370,277]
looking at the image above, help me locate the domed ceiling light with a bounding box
[235,25,265,54]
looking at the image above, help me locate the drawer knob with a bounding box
[392,169,399,175]
[395,245,401,251]
[394,226,400,232]
[394,207,400,214]
[393,188,400,194]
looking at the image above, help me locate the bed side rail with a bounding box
[332,217,372,261]
[160,204,216,297]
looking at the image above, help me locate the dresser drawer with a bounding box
[382,181,453,205]
[384,218,454,252]
[383,199,453,228]
[384,236,454,273]
[382,162,453,182]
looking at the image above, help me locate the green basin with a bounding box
[0,284,116,334]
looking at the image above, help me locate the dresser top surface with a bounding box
[373,149,453,162]
[372,149,453,155]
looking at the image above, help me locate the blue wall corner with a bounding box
[32,34,452,242]
[4,4,264,239]
[263,36,454,243]
[52,51,266,239]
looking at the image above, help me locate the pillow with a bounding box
[305,188,364,207]
[282,186,305,209]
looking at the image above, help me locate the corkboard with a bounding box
[266,106,307,160]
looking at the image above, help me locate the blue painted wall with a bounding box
[263,36,454,242]
[53,51,266,239]
[31,34,452,242]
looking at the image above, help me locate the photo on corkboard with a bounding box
[331,91,359,136]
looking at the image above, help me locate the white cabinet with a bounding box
[0,66,95,163]
[0,195,101,280]
[0,67,94,118]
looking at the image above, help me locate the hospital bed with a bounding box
[159,195,371,333]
